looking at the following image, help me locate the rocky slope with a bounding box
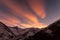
[0,22,40,40]
[27,19,60,40]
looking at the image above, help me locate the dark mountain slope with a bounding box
[27,19,60,40]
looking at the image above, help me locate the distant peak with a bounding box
[0,22,5,25]
[0,22,4,24]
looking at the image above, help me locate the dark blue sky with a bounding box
[44,0,60,25]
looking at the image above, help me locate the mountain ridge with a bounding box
[0,22,40,40]
[27,19,60,40]
[0,19,60,40]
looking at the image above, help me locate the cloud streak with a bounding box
[0,0,47,28]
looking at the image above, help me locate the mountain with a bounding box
[0,19,60,40]
[0,22,40,40]
[27,19,60,40]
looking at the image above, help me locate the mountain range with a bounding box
[0,19,60,40]
[0,22,40,40]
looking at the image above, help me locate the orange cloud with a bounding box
[0,0,47,28]
[27,0,46,19]
[1,0,39,23]
[0,11,22,27]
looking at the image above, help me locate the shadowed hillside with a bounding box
[27,19,60,40]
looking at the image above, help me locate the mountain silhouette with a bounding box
[0,19,60,40]
[0,22,40,40]
[27,19,60,40]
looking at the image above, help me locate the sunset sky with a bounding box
[0,0,60,28]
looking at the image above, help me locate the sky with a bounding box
[0,0,60,28]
